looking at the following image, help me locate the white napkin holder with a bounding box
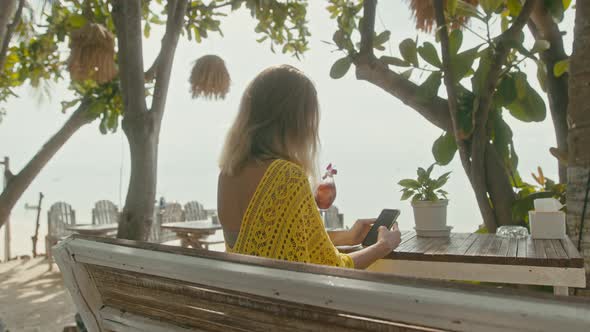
[529,198,566,239]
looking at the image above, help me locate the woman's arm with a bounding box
[327,230,351,246]
[347,224,401,269]
[327,219,375,246]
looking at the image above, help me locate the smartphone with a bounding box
[362,209,400,247]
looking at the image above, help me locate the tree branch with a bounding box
[355,60,452,131]
[0,101,92,229]
[111,0,147,116]
[528,3,569,183]
[151,0,188,120]
[469,0,536,231]
[359,0,376,56]
[356,0,452,131]
[433,0,471,175]
[0,0,24,70]
[144,54,159,82]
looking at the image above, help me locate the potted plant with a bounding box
[398,164,451,232]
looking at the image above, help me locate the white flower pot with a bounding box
[411,199,448,230]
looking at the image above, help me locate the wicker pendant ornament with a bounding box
[407,0,480,32]
[68,23,117,83]
[189,55,230,100]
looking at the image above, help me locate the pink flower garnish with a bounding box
[323,163,337,179]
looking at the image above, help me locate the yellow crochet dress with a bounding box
[226,159,354,268]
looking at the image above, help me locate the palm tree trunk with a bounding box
[567,0,590,294]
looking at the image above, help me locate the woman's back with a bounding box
[218,159,354,267]
[217,159,273,248]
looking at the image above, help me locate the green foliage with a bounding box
[432,132,458,166]
[2,0,312,126]
[326,0,363,54]
[504,72,547,122]
[329,56,352,79]
[417,42,441,68]
[553,58,569,77]
[399,38,419,67]
[215,0,310,58]
[62,80,123,134]
[398,164,451,202]
[417,71,442,101]
[512,167,567,224]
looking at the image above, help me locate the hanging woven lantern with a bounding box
[68,23,117,83]
[189,54,230,100]
[407,0,480,33]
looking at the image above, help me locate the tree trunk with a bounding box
[0,0,17,49]
[567,0,590,294]
[0,102,91,228]
[112,0,187,240]
[0,0,23,70]
[529,4,569,183]
[116,113,159,240]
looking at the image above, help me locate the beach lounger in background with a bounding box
[183,200,207,221]
[92,200,119,225]
[45,202,76,269]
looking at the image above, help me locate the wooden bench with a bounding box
[54,235,590,332]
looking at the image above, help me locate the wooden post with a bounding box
[1,156,10,262]
[25,192,44,258]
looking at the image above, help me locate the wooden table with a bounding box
[341,231,586,296]
[66,223,118,237]
[161,220,223,249]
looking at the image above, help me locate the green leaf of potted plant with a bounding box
[398,164,451,234]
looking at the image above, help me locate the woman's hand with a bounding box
[347,218,376,245]
[347,223,402,269]
[376,223,402,252]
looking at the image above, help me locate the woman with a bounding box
[218,65,401,269]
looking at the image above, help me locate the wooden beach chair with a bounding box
[183,200,224,249]
[45,202,76,269]
[183,200,207,221]
[91,200,119,225]
[148,202,184,243]
[54,235,590,332]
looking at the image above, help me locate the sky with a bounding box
[0,1,577,258]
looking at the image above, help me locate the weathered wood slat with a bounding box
[544,240,559,259]
[526,238,537,259]
[381,233,583,268]
[427,233,468,255]
[483,237,503,256]
[465,234,492,256]
[551,240,568,259]
[88,265,439,332]
[561,237,583,259]
[447,233,478,255]
[506,238,517,257]
[516,238,527,258]
[534,240,548,259]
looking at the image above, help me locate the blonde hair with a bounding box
[219,65,320,176]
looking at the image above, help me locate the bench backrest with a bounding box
[183,200,207,221]
[92,200,119,225]
[54,236,590,332]
[47,202,76,238]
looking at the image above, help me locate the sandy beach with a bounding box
[0,258,76,332]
